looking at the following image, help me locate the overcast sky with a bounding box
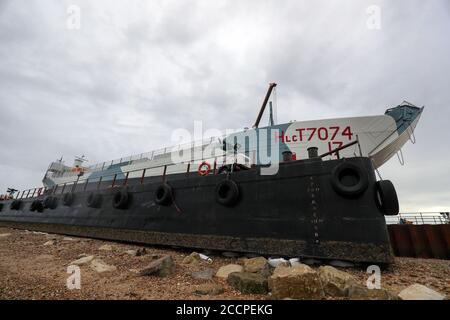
[0,0,449,212]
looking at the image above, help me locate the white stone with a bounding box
[268,258,289,268]
[126,250,138,256]
[398,284,445,300]
[0,233,12,238]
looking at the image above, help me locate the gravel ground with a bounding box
[0,227,448,300]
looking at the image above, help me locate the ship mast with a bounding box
[252,83,277,128]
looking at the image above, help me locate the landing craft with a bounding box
[0,83,424,263]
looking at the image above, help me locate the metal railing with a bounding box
[12,149,255,200]
[86,136,228,171]
[385,212,450,225]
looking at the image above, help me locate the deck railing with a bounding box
[385,213,450,225]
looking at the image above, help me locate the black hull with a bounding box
[0,157,394,263]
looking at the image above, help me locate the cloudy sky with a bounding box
[0,0,449,212]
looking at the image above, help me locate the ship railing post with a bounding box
[61,183,66,195]
[420,212,424,224]
[140,169,146,184]
[26,189,31,199]
[84,179,89,192]
[123,172,129,186]
[20,190,25,200]
[186,163,191,177]
[112,174,117,188]
[213,158,217,175]
[31,188,36,198]
[97,176,103,190]
[162,165,167,182]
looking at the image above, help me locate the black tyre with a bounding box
[10,200,22,210]
[63,193,75,206]
[113,188,130,209]
[331,162,369,197]
[215,180,240,207]
[43,196,58,209]
[376,180,399,216]
[86,192,102,208]
[155,183,173,206]
[30,200,44,212]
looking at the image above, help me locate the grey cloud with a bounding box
[0,0,449,212]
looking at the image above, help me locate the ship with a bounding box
[0,83,424,264]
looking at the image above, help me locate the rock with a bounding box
[244,257,269,274]
[99,244,113,251]
[227,272,268,294]
[126,248,147,256]
[216,264,244,279]
[0,233,12,238]
[222,251,240,258]
[347,284,397,300]
[318,266,357,297]
[126,250,138,256]
[191,268,214,280]
[43,240,55,246]
[32,231,48,235]
[328,260,355,268]
[70,255,95,266]
[90,259,117,273]
[268,264,324,300]
[182,252,201,265]
[268,258,290,268]
[139,255,175,277]
[289,258,302,267]
[62,237,77,242]
[194,283,224,296]
[398,284,445,300]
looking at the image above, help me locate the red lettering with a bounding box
[295,128,305,141]
[342,126,353,140]
[318,127,328,140]
[292,135,298,142]
[329,126,339,140]
[307,128,317,141]
[285,135,291,143]
[275,130,285,143]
